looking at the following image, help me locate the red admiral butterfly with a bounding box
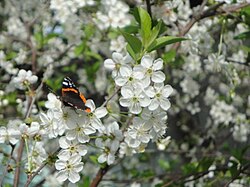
[61,77,91,112]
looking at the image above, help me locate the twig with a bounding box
[13,82,44,187]
[223,163,250,187]
[145,0,152,18]
[24,148,61,187]
[172,2,250,51]
[101,87,121,108]
[90,165,110,187]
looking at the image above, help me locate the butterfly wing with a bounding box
[61,77,88,111]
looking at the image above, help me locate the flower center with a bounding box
[147,68,153,75]
[156,93,161,98]
[132,97,138,102]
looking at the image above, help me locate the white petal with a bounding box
[112,52,123,62]
[91,118,103,130]
[98,154,107,163]
[130,102,142,114]
[66,131,77,140]
[68,171,80,183]
[160,98,171,111]
[69,154,81,164]
[115,76,127,86]
[140,135,150,143]
[107,154,115,165]
[148,98,159,111]
[104,59,115,70]
[121,86,133,98]
[141,76,151,88]
[145,86,155,97]
[95,107,108,118]
[152,71,165,83]
[85,99,96,112]
[59,137,69,149]
[154,83,164,92]
[162,85,173,98]
[55,160,66,170]
[139,95,151,107]
[84,126,96,135]
[56,170,68,182]
[57,150,70,160]
[152,58,163,70]
[73,163,84,172]
[119,98,130,107]
[141,55,153,68]
[120,65,132,77]
[78,134,90,143]
[133,65,145,80]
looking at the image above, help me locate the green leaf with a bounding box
[162,49,176,63]
[123,25,139,34]
[74,42,86,56]
[80,176,90,187]
[181,162,198,175]
[197,157,214,172]
[133,7,140,25]
[120,29,142,56]
[43,33,60,45]
[126,44,137,61]
[89,155,98,164]
[147,36,188,52]
[138,7,152,47]
[145,21,162,49]
[158,159,170,171]
[234,31,250,39]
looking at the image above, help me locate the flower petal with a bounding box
[160,98,171,111]
[152,71,165,83]
[141,55,153,68]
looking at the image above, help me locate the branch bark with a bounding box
[90,165,110,187]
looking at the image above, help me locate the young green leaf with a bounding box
[138,7,152,47]
[119,29,142,55]
[146,20,162,49]
[147,36,188,52]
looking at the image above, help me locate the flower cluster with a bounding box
[105,52,173,154]
[41,93,109,183]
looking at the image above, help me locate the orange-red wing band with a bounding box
[62,88,78,94]
[85,108,91,113]
[79,93,87,103]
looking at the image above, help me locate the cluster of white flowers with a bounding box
[0,119,47,172]
[210,100,235,126]
[50,0,95,23]
[42,93,110,183]
[104,52,173,155]
[12,69,38,90]
[94,0,131,30]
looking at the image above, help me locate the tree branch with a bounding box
[90,165,110,187]
[171,2,250,51]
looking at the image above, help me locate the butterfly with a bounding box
[61,77,90,112]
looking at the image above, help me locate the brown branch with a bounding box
[223,163,250,187]
[90,165,110,187]
[13,81,44,187]
[145,0,152,18]
[171,2,250,51]
[13,139,24,187]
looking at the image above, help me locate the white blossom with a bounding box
[55,153,83,183]
[12,69,38,90]
[120,86,150,114]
